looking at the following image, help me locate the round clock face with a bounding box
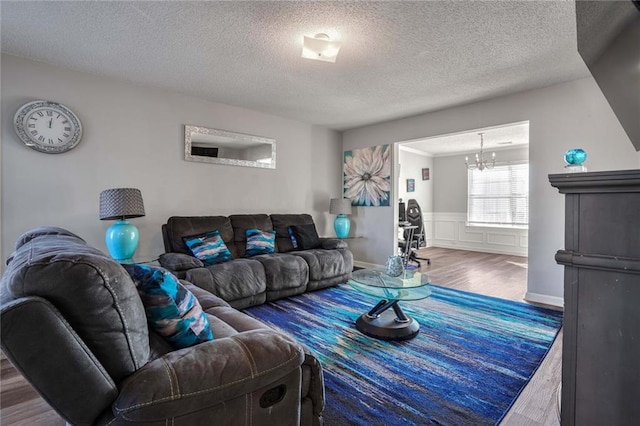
[14,100,83,154]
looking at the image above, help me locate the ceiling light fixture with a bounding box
[301,33,341,63]
[465,133,496,171]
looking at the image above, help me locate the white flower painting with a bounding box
[343,144,391,207]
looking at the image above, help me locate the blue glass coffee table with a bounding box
[348,268,431,340]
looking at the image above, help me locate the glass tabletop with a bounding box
[348,268,432,301]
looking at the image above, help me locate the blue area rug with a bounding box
[244,285,563,425]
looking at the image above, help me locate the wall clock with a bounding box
[13,100,83,154]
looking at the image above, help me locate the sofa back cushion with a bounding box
[165,216,237,258]
[2,226,150,383]
[270,214,315,253]
[229,215,273,258]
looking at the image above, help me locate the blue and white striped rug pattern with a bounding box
[245,284,563,426]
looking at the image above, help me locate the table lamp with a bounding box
[99,188,145,261]
[330,198,352,239]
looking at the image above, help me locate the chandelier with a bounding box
[465,133,495,171]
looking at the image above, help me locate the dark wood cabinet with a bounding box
[550,169,640,426]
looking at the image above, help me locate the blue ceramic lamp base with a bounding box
[105,219,139,261]
[334,214,351,239]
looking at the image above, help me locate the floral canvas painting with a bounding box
[343,144,391,207]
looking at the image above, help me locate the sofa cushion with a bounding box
[290,224,321,250]
[183,230,232,266]
[245,228,276,256]
[271,214,315,253]
[185,259,267,305]
[165,216,236,257]
[250,253,309,294]
[124,264,213,349]
[291,249,350,282]
[2,227,150,383]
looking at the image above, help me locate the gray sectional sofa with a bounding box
[160,214,354,309]
[1,226,325,425]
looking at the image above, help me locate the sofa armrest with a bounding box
[320,238,348,250]
[1,296,118,425]
[113,329,304,422]
[159,253,203,272]
[302,348,325,416]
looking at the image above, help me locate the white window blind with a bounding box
[467,163,529,227]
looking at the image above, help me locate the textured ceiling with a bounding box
[401,121,529,157]
[1,1,590,131]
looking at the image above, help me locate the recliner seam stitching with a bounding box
[114,350,299,414]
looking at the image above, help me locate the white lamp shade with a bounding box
[330,198,352,215]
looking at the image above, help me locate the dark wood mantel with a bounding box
[550,169,640,426]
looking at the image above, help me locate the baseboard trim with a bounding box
[525,291,564,308]
[432,243,527,257]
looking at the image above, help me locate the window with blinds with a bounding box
[467,163,529,227]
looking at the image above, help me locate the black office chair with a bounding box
[399,199,431,266]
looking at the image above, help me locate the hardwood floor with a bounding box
[0,248,562,425]
[414,247,530,302]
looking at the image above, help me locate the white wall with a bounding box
[1,55,343,266]
[343,77,638,305]
[430,147,529,256]
[398,148,433,213]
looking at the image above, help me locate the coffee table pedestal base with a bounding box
[355,300,420,341]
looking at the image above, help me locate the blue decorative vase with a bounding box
[334,214,351,239]
[564,148,587,165]
[384,255,405,277]
[105,219,139,261]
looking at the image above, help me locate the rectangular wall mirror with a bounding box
[184,125,276,169]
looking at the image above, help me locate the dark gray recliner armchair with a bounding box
[0,227,325,425]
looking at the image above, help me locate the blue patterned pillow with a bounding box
[287,226,299,249]
[246,228,276,256]
[123,264,213,349]
[182,230,231,265]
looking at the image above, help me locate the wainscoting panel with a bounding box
[458,223,484,243]
[434,219,456,241]
[430,212,528,257]
[487,233,517,247]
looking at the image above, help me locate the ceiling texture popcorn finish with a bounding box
[1,1,589,131]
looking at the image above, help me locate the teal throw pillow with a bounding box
[123,264,213,349]
[246,228,276,256]
[183,230,232,265]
